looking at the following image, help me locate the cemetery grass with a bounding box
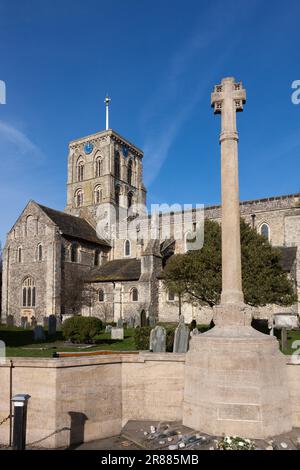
[0,325,136,357]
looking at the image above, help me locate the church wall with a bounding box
[61,237,109,316]
[86,281,146,323]
[1,203,61,325]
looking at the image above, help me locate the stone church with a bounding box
[1,126,300,326]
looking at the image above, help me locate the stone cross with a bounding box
[211,77,246,307]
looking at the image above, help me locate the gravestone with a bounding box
[56,315,63,331]
[140,310,147,327]
[111,327,124,340]
[105,325,112,333]
[6,315,14,327]
[43,316,48,328]
[149,326,166,353]
[191,328,199,336]
[127,316,135,328]
[33,326,46,342]
[21,317,28,329]
[48,315,57,336]
[117,318,123,328]
[134,314,140,328]
[173,315,189,353]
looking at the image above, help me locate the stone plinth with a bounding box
[183,326,292,439]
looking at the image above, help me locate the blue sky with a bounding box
[0,0,300,245]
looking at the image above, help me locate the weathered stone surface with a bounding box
[149,326,166,352]
[48,315,57,336]
[33,326,46,342]
[183,326,293,438]
[173,316,189,353]
[111,327,124,340]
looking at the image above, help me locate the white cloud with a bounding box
[0,120,43,160]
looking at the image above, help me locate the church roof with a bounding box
[37,204,110,246]
[88,258,141,282]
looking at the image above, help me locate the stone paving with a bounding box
[76,420,300,451]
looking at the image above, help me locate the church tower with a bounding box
[65,123,146,227]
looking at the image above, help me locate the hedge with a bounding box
[62,316,103,343]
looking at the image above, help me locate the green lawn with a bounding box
[281,330,300,355]
[1,324,300,358]
[0,325,137,358]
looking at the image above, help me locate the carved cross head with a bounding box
[211,77,246,114]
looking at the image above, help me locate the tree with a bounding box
[62,272,98,316]
[164,219,297,308]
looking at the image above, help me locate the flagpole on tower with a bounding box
[104,95,111,130]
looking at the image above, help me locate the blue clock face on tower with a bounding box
[84,142,94,154]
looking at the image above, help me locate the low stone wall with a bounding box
[0,352,298,448]
[286,357,300,428]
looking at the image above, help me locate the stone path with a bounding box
[76,421,300,451]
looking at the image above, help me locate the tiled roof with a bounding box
[38,204,110,246]
[89,258,141,282]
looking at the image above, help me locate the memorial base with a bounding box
[183,324,292,438]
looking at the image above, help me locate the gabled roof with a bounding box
[37,203,110,247]
[88,258,141,282]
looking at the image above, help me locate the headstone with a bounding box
[111,327,124,340]
[31,316,37,327]
[105,325,112,333]
[150,326,166,352]
[43,316,48,328]
[48,315,57,336]
[21,317,28,329]
[33,326,46,342]
[134,314,140,328]
[140,310,147,327]
[117,318,123,328]
[173,315,189,353]
[6,315,14,327]
[191,328,199,336]
[127,316,135,328]
[56,315,63,331]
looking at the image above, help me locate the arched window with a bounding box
[168,290,175,301]
[98,289,104,302]
[70,243,80,263]
[95,157,103,177]
[124,239,131,256]
[260,223,270,241]
[75,189,83,207]
[128,192,133,209]
[17,247,22,263]
[94,185,102,204]
[37,244,43,261]
[115,185,120,206]
[114,151,120,179]
[77,160,84,182]
[131,288,138,302]
[127,160,133,185]
[22,276,36,307]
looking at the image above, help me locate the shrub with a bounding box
[134,326,151,350]
[62,316,103,343]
